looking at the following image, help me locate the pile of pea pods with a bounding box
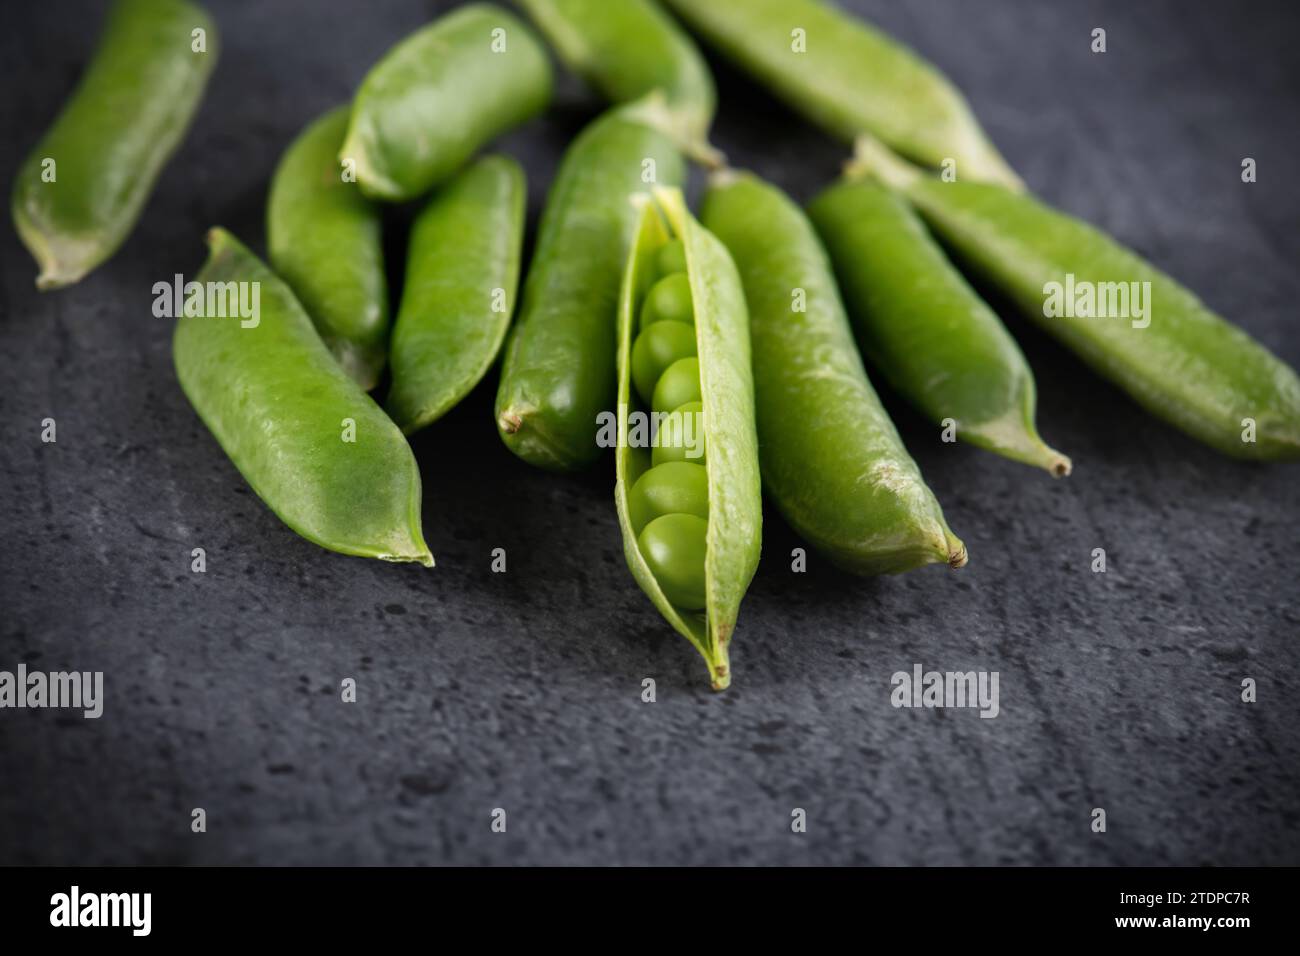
[14,0,1300,689]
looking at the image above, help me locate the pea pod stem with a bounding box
[847,134,924,191]
[619,92,725,171]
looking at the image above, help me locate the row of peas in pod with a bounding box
[627,238,709,611]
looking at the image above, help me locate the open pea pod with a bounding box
[614,188,761,690]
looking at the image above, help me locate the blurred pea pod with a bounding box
[268,106,389,390]
[661,0,1021,189]
[174,229,433,566]
[12,0,217,289]
[856,136,1300,461]
[810,173,1071,476]
[512,0,718,158]
[342,3,552,202]
[701,170,966,575]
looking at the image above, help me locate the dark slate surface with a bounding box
[1,0,1297,866]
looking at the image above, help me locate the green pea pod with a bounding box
[512,0,718,157]
[809,174,1071,476]
[386,155,526,434]
[341,3,552,202]
[495,102,686,471]
[174,229,433,565]
[700,170,966,575]
[614,188,761,690]
[660,0,1020,190]
[267,105,389,390]
[12,0,218,289]
[857,136,1300,461]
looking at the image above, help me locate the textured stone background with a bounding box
[1,0,1296,865]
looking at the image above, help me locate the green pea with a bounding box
[173,229,432,566]
[495,106,685,471]
[652,400,706,467]
[701,170,966,575]
[654,239,688,279]
[631,320,697,406]
[514,0,716,147]
[639,272,695,330]
[637,514,709,611]
[267,105,388,390]
[342,4,552,202]
[386,155,526,434]
[12,0,218,289]
[661,0,1020,189]
[809,175,1071,476]
[627,461,710,534]
[652,357,703,413]
[858,137,1300,461]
